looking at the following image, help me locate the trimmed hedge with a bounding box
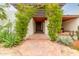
[15,4,37,39]
[45,4,63,41]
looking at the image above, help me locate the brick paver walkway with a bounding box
[14,34,79,56]
[0,34,79,56]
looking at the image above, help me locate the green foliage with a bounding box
[3,32,21,48]
[76,26,79,40]
[15,4,62,41]
[57,36,73,46]
[45,4,63,41]
[69,31,76,40]
[15,13,29,39]
[0,8,7,20]
[0,22,12,42]
[0,30,21,48]
[0,22,21,48]
[15,4,37,39]
[0,4,22,48]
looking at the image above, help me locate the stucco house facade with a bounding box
[0,4,79,37]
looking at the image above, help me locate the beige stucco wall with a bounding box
[26,19,49,37]
[45,20,48,35]
[63,18,79,31]
[26,18,34,37]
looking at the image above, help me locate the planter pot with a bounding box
[72,40,79,49]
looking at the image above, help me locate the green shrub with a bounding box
[57,36,73,46]
[15,4,37,39]
[0,22,12,43]
[0,7,7,20]
[45,4,63,41]
[0,31,4,43]
[69,31,76,40]
[76,26,79,40]
[0,30,21,48]
[0,22,21,48]
[15,13,30,39]
[3,32,21,48]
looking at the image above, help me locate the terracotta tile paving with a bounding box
[0,34,79,56]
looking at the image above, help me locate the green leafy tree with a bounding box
[45,4,63,41]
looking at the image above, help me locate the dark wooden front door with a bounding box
[35,22,43,33]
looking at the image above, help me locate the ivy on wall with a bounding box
[15,4,37,39]
[45,4,63,41]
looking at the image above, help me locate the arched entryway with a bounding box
[33,17,47,33]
